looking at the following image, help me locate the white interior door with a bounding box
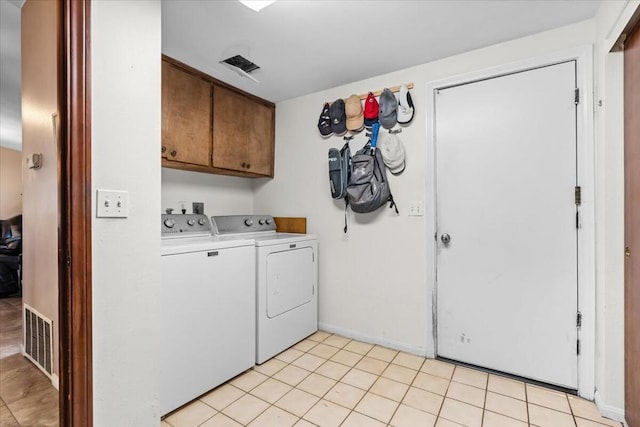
[435,61,579,389]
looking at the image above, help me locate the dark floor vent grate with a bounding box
[23,304,53,376]
[220,55,260,73]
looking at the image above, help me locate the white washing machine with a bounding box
[160,214,255,416]
[212,215,318,364]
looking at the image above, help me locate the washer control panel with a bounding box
[161,214,212,237]
[211,215,277,235]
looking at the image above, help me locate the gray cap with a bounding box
[379,88,397,129]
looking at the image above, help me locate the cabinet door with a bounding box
[212,85,274,176]
[162,61,212,167]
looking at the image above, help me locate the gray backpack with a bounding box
[347,143,399,214]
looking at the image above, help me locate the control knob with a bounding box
[164,219,175,228]
[244,219,253,226]
[198,218,206,226]
[265,218,272,225]
[187,219,195,226]
[259,219,265,225]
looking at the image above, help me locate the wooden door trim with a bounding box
[624,15,640,427]
[59,0,92,425]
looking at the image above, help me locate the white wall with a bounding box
[592,0,639,419]
[162,168,253,216]
[0,147,22,218]
[21,0,59,379]
[91,1,161,425]
[255,17,623,414]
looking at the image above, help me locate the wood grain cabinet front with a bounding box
[212,85,275,177]
[161,56,275,178]
[161,60,212,167]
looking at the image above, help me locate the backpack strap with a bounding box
[343,197,349,233]
[388,194,399,214]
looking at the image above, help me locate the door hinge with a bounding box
[65,256,71,268]
[576,211,581,229]
[576,311,582,328]
[577,339,581,355]
[574,186,582,206]
[574,88,580,105]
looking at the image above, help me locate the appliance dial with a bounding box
[244,219,253,226]
[259,219,265,225]
[187,219,195,226]
[198,218,206,226]
[265,218,272,225]
[164,219,175,228]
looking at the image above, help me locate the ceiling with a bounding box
[162,0,602,103]
[1,0,602,151]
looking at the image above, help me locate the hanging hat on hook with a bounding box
[396,85,414,124]
[363,92,379,129]
[378,130,406,175]
[378,88,398,129]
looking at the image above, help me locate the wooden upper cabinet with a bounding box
[212,86,275,176]
[161,56,275,178]
[162,61,212,167]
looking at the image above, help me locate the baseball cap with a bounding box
[363,92,379,128]
[379,88,398,129]
[329,99,347,136]
[345,94,364,132]
[317,102,332,136]
[378,131,406,175]
[397,85,414,124]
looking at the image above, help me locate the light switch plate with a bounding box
[408,201,424,216]
[96,189,129,218]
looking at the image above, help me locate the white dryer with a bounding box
[212,215,318,364]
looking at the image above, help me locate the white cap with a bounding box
[378,131,406,175]
[396,85,414,124]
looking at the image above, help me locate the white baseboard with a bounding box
[51,374,59,391]
[594,389,627,425]
[318,322,426,357]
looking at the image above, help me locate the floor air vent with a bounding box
[23,304,53,377]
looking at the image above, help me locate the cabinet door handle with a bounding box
[161,145,166,153]
[170,150,177,157]
[246,163,251,169]
[241,162,246,168]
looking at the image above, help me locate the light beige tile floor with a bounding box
[161,331,623,427]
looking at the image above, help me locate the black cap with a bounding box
[329,99,347,136]
[317,103,333,136]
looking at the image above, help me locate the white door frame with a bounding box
[424,45,595,399]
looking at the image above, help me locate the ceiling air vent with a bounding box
[220,55,260,83]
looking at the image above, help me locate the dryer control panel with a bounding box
[161,214,212,237]
[211,215,277,235]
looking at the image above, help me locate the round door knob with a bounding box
[161,145,166,153]
[241,162,246,168]
[244,219,253,226]
[198,218,206,226]
[187,219,195,226]
[246,164,251,169]
[170,150,177,157]
[164,219,175,228]
[441,233,451,244]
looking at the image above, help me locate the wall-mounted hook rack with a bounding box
[325,83,414,105]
